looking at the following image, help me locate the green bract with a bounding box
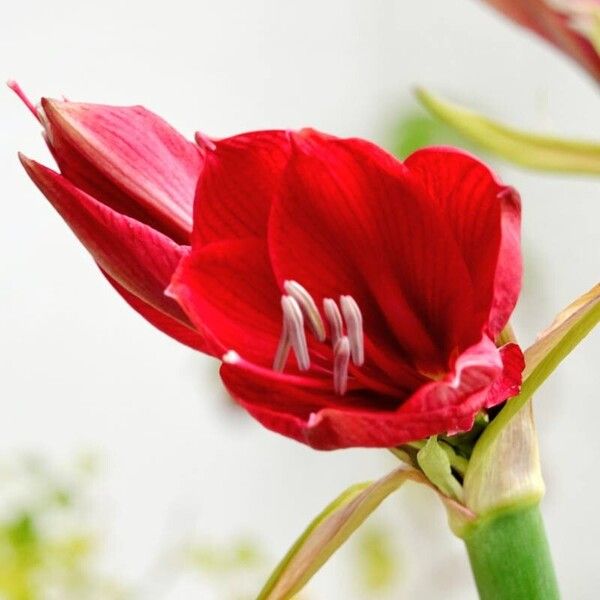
[464,284,600,521]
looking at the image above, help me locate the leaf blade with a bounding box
[416,88,600,175]
[256,468,424,600]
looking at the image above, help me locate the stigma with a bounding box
[273,281,365,395]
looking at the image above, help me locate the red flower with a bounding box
[169,130,524,449]
[482,0,600,83]
[15,87,523,450]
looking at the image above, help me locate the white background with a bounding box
[2,0,599,598]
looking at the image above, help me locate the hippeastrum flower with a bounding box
[481,0,600,83]
[14,86,524,450]
[168,131,525,449]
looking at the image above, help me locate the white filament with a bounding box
[333,336,351,395]
[272,319,292,372]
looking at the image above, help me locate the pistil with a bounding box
[7,80,41,122]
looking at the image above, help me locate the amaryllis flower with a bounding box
[168,131,525,449]
[482,0,600,82]
[15,85,524,450]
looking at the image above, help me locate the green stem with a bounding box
[463,504,560,600]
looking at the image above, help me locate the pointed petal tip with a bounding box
[39,97,81,128]
[498,185,521,207]
[163,281,177,301]
[194,131,216,151]
[163,251,192,303]
[18,153,46,179]
[17,151,32,167]
[306,411,322,428]
[39,96,68,119]
[18,154,56,183]
[223,350,241,364]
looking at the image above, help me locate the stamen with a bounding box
[333,336,351,395]
[323,298,343,347]
[281,296,310,371]
[7,80,41,122]
[340,295,365,366]
[284,280,326,342]
[272,320,291,372]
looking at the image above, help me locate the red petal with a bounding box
[45,131,188,244]
[103,271,218,354]
[220,335,520,449]
[193,131,291,246]
[168,238,282,366]
[21,155,189,324]
[482,342,525,410]
[220,356,396,447]
[489,188,522,338]
[268,133,479,375]
[41,99,203,241]
[405,147,522,338]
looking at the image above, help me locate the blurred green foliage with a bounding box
[0,454,409,600]
[388,106,476,159]
[0,455,124,600]
[186,537,264,574]
[353,525,401,594]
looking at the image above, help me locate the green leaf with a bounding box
[416,437,463,502]
[523,283,600,381]
[467,283,600,506]
[256,467,424,600]
[416,88,600,175]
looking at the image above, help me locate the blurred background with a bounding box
[1,0,599,598]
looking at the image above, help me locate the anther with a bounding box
[340,295,365,366]
[333,336,351,395]
[194,131,217,151]
[284,280,326,342]
[281,296,310,371]
[323,298,343,347]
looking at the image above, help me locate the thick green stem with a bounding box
[463,504,559,600]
